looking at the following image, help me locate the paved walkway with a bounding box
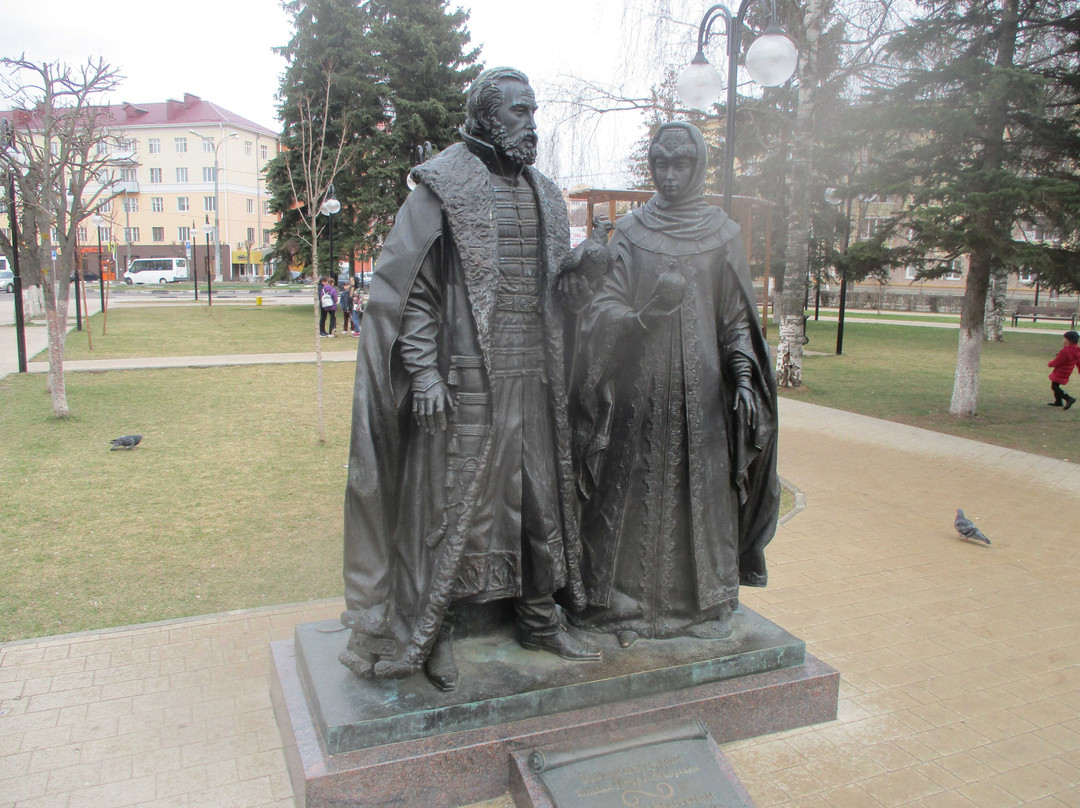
[2,395,1078,807]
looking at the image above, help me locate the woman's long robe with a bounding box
[569,206,779,640]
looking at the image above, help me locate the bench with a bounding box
[1011,304,1077,328]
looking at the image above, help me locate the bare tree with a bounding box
[1,56,123,417]
[277,71,351,442]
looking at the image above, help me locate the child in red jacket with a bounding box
[1048,330,1080,410]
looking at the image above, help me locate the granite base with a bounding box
[270,610,838,808]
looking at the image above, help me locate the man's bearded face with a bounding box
[486,79,539,166]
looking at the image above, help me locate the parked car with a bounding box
[1,267,14,293]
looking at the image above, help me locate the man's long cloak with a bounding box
[342,143,585,677]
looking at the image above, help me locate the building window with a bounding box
[97,226,112,241]
[204,196,216,212]
[118,138,137,153]
[943,260,963,281]
[202,167,217,182]
[247,227,255,243]
[96,142,109,156]
[177,196,189,212]
[246,198,254,214]
[151,197,164,212]
[123,197,139,213]
[77,226,88,242]
[176,167,188,183]
[201,137,214,153]
[264,201,272,214]
[120,167,138,183]
[260,144,268,160]
[124,227,140,243]
[175,137,187,153]
[1019,268,1034,282]
[148,138,161,154]
[150,167,162,184]
[178,226,191,242]
[99,200,111,213]
[244,140,253,156]
[860,217,886,240]
[152,227,165,242]
[905,266,918,280]
[262,229,271,244]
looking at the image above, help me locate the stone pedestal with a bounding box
[270,609,838,808]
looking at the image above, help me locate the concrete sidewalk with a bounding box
[24,350,358,375]
[2,397,1078,807]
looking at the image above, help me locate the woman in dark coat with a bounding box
[569,122,779,646]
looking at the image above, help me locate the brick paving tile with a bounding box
[3,399,1080,807]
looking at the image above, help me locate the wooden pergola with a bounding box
[568,189,776,335]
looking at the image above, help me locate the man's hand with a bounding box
[733,385,758,434]
[412,380,455,435]
[555,270,594,313]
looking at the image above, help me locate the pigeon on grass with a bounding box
[954,509,991,545]
[109,435,142,450]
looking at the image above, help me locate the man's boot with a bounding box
[424,622,458,691]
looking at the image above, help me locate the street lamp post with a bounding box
[202,217,215,306]
[320,184,341,283]
[2,119,29,373]
[678,0,798,211]
[92,214,107,321]
[190,130,237,282]
[825,176,867,356]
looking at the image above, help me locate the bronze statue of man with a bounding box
[340,66,599,692]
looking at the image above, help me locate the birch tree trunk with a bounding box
[776,0,826,388]
[983,266,1007,342]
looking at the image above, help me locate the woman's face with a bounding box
[651,154,695,202]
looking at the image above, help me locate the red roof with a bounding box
[2,93,276,136]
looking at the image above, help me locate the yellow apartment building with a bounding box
[4,93,280,281]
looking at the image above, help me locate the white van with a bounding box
[124,257,189,285]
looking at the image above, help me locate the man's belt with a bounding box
[496,293,541,312]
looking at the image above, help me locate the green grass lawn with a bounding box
[0,362,354,641]
[6,306,1072,642]
[786,320,1080,461]
[55,304,323,360]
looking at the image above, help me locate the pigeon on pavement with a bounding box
[109,435,142,450]
[955,509,991,545]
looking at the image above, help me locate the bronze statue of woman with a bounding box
[569,121,779,647]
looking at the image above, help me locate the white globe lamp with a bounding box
[745,25,799,87]
[678,53,725,110]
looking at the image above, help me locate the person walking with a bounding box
[348,276,363,336]
[1047,330,1080,409]
[319,276,338,337]
[340,279,353,336]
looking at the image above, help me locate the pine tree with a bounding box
[857,0,1080,414]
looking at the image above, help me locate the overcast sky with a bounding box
[2,0,706,186]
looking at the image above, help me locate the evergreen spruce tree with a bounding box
[267,0,480,276]
[361,0,481,246]
[857,0,1080,415]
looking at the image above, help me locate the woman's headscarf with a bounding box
[622,122,733,256]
